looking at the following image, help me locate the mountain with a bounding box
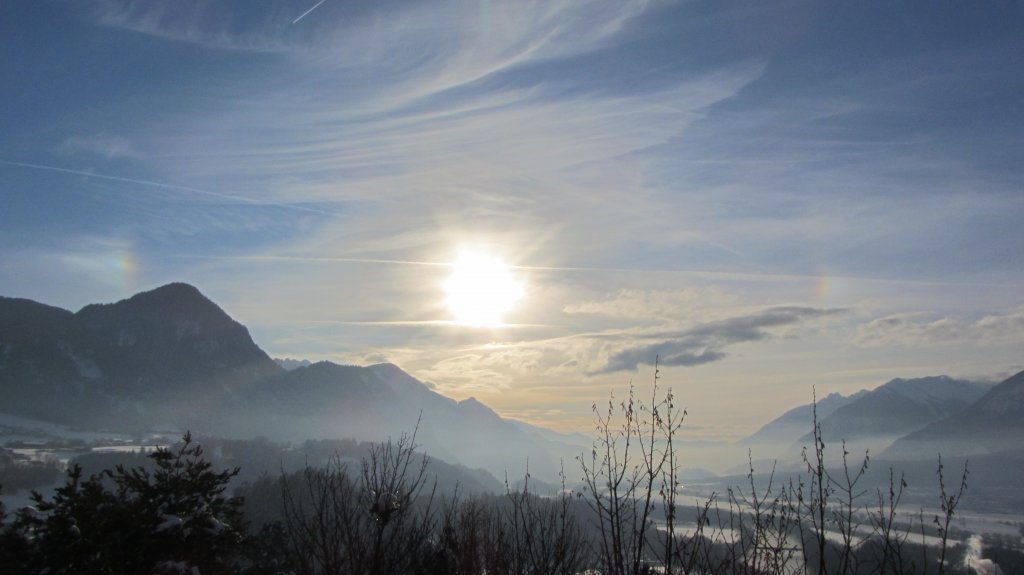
[882,370,1024,460]
[509,419,592,451]
[225,360,577,479]
[802,376,990,446]
[741,390,866,447]
[738,376,990,463]
[274,357,312,371]
[0,283,282,430]
[0,284,580,480]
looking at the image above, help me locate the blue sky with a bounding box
[2,0,1022,437]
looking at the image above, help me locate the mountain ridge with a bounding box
[0,283,579,480]
[740,389,867,446]
[802,375,989,445]
[882,370,1024,460]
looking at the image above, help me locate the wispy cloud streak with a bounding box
[0,159,335,216]
[292,0,327,24]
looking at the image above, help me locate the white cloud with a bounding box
[418,353,516,395]
[95,0,647,68]
[975,307,1024,339]
[563,287,737,321]
[60,134,143,160]
[855,308,1024,347]
[90,0,763,270]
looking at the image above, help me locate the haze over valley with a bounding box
[3,284,1023,514]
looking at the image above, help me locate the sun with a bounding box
[443,251,524,327]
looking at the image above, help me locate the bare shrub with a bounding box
[280,427,437,575]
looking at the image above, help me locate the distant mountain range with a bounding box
[274,357,313,371]
[742,389,868,446]
[801,376,990,444]
[739,373,1013,463]
[0,283,578,480]
[2,283,1021,481]
[882,370,1024,460]
[729,370,1024,512]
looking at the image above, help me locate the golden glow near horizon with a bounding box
[443,251,524,327]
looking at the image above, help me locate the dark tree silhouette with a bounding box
[1,433,244,574]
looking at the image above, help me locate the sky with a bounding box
[2,0,1023,440]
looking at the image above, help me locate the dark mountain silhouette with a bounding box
[73,283,283,396]
[800,376,989,445]
[0,284,579,480]
[0,297,83,424]
[882,370,1024,460]
[0,284,281,429]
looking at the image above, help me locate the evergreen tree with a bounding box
[1,433,244,574]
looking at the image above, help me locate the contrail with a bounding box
[292,0,327,24]
[0,159,335,216]
[172,254,1020,288]
[180,254,451,268]
[300,319,557,329]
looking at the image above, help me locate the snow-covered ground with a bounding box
[1,412,175,511]
[0,412,136,444]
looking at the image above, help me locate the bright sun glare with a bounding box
[444,251,524,327]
